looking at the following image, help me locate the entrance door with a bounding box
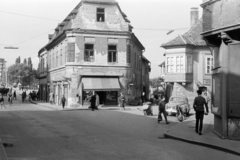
[105,91,118,105]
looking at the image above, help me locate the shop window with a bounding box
[108,45,117,62]
[97,8,105,22]
[84,44,94,62]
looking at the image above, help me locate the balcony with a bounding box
[165,73,193,83]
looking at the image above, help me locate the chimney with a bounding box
[48,34,53,41]
[190,7,199,27]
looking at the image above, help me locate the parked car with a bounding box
[165,96,190,116]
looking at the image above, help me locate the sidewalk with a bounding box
[164,113,240,156]
[29,100,140,111]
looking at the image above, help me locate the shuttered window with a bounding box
[67,43,75,62]
[127,45,131,63]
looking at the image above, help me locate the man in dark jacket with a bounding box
[158,95,169,124]
[193,89,209,135]
[90,92,96,111]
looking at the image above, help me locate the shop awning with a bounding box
[82,77,121,91]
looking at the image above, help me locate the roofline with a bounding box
[142,56,150,62]
[158,61,165,67]
[131,33,145,50]
[82,0,118,5]
[161,44,196,49]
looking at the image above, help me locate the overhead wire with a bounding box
[0,10,61,22]
[0,10,190,46]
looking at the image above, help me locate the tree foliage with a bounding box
[8,63,38,86]
[23,58,27,65]
[150,77,164,88]
[15,56,21,64]
[28,57,33,70]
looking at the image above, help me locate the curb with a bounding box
[29,100,59,111]
[30,100,139,111]
[0,138,8,160]
[164,129,240,156]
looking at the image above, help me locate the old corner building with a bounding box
[38,0,150,107]
[201,0,240,140]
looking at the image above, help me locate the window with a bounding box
[206,55,213,74]
[49,55,51,69]
[60,49,62,65]
[127,45,131,63]
[108,45,117,62]
[60,54,62,65]
[84,44,94,62]
[166,57,174,73]
[56,51,58,67]
[97,8,105,22]
[67,43,75,62]
[52,53,54,68]
[65,45,67,64]
[176,56,184,73]
[187,56,192,73]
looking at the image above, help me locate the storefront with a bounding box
[81,77,121,106]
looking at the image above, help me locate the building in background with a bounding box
[0,58,7,86]
[38,0,150,107]
[161,7,212,104]
[201,0,240,140]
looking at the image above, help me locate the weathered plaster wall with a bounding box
[202,0,240,32]
[75,36,128,66]
[72,3,129,31]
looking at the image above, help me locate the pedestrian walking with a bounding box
[22,91,26,103]
[13,90,17,100]
[49,92,53,104]
[0,95,6,109]
[90,91,96,111]
[158,95,169,124]
[193,89,209,135]
[61,95,66,110]
[8,91,13,106]
[118,92,125,111]
[95,92,99,109]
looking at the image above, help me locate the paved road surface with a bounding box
[0,97,238,160]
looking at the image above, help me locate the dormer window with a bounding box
[97,8,105,22]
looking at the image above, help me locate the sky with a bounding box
[0,0,203,78]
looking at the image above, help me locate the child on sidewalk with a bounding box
[0,95,6,110]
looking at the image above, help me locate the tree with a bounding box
[15,56,21,64]
[28,57,32,70]
[8,63,37,86]
[150,77,164,88]
[23,58,27,65]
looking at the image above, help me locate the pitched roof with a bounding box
[82,0,117,4]
[161,18,206,48]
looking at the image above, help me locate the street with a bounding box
[0,97,238,160]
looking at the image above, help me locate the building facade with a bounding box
[0,58,7,86]
[38,0,150,107]
[201,0,240,140]
[161,8,212,104]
